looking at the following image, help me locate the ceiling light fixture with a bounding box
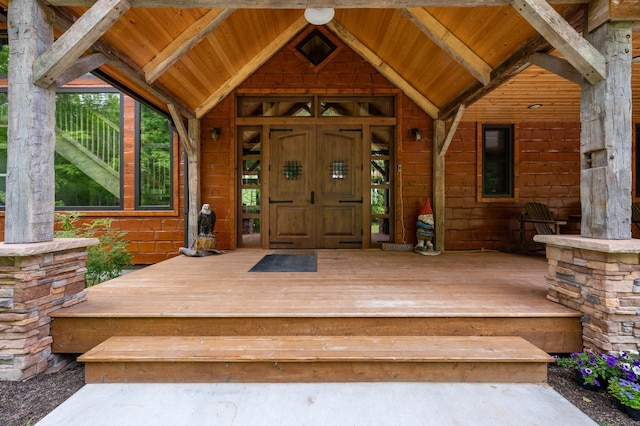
[304,8,335,25]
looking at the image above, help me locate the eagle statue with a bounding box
[198,203,216,237]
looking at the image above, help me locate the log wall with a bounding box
[0,31,624,261]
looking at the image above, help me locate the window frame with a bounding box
[635,124,640,199]
[53,87,125,211]
[477,123,519,203]
[134,101,175,211]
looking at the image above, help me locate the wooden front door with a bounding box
[269,125,363,249]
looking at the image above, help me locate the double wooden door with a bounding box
[269,125,363,249]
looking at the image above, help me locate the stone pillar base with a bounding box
[535,235,640,353]
[0,238,97,380]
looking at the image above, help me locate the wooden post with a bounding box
[580,21,633,239]
[186,118,201,248]
[5,0,56,243]
[433,119,446,252]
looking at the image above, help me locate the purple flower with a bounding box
[627,371,637,382]
[581,368,593,375]
[607,356,618,367]
[594,379,601,388]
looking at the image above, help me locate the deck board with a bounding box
[52,250,578,318]
[80,335,552,384]
[50,250,583,354]
[79,335,553,363]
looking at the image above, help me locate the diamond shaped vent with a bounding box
[295,29,337,67]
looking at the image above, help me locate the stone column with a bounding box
[0,239,96,381]
[537,235,640,353]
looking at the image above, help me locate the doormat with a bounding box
[249,254,317,272]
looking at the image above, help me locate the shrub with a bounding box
[55,212,133,286]
[556,350,640,390]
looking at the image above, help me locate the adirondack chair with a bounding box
[632,202,640,231]
[520,202,567,244]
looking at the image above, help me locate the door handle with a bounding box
[311,191,315,204]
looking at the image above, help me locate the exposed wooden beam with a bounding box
[194,16,308,119]
[528,52,583,85]
[439,104,465,158]
[43,0,590,7]
[168,104,195,157]
[580,22,633,239]
[52,6,195,118]
[327,19,439,118]
[55,53,108,86]
[400,8,492,86]
[33,0,130,88]
[433,119,445,253]
[144,9,235,84]
[168,104,200,247]
[186,118,201,248]
[589,0,640,33]
[439,4,584,120]
[5,0,56,243]
[512,0,606,85]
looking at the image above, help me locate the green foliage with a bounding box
[0,44,8,76]
[55,212,133,287]
[608,378,640,409]
[139,104,172,207]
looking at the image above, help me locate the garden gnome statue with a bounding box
[415,198,440,256]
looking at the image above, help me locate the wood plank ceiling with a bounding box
[3,1,639,122]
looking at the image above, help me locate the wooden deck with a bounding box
[51,250,582,355]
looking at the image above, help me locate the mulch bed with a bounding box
[0,362,637,426]
[547,363,637,426]
[0,363,85,426]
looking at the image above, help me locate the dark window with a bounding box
[636,124,640,198]
[295,29,336,67]
[482,124,514,198]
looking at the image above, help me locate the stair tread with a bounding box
[79,335,553,363]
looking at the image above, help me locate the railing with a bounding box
[55,96,120,173]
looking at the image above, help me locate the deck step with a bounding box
[79,335,554,384]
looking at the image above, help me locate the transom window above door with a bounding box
[237,96,394,118]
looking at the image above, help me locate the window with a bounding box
[370,126,393,245]
[238,127,262,247]
[0,89,124,209]
[636,124,640,198]
[55,91,122,208]
[295,29,337,67]
[136,103,174,209]
[0,90,174,211]
[480,124,515,199]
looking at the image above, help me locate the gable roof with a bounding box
[3,2,639,122]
